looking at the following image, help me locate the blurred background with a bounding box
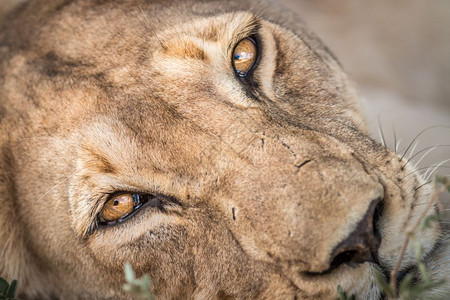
[278,0,450,202]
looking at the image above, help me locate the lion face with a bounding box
[0,0,444,299]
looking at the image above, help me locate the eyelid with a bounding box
[94,192,183,229]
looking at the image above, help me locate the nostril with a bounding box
[329,250,359,270]
[328,244,374,272]
[325,198,383,272]
[373,201,384,242]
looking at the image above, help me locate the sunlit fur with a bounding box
[0,0,448,299]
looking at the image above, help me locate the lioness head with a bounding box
[0,0,448,299]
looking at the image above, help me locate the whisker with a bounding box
[413,147,445,169]
[414,180,433,192]
[377,114,387,147]
[412,202,434,209]
[424,159,450,182]
[402,166,450,180]
[399,125,450,161]
[37,171,79,203]
[138,4,151,25]
[405,140,420,162]
[402,145,450,168]
[396,139,402,155]
[393,123,398,154]
[138,4,165,48]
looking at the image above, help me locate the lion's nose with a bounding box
[327,198,383,271]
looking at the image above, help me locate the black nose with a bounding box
[328,198,383,270]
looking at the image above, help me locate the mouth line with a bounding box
[395,264,419,285]
[302,261,365,277]
[303,246,382,277]
[301,261,420,298]
[376,262,419,300]
[301,259,382,281]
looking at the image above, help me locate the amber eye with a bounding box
[99,194,136,223]
[232,37,258,77]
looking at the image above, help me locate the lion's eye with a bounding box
[232,37,258,78]
[99,194,137,223]
[95,192,180,229]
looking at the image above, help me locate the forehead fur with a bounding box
[153,12,259,72]
[160,12,259,53]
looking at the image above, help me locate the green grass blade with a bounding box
[0,277,9,296]
[5,279,17,298]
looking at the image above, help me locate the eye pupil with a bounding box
[99,194,135,223]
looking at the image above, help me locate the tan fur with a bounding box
[0,0,448,299]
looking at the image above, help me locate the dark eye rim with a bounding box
[232,35,261,79]
[96,192,183,228]
[97,193,151,226]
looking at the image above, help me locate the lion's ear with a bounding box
[0,144,48,297]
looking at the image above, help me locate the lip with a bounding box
[302,261,419,299]
[395,264,419,285]
[376,263,419,300]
